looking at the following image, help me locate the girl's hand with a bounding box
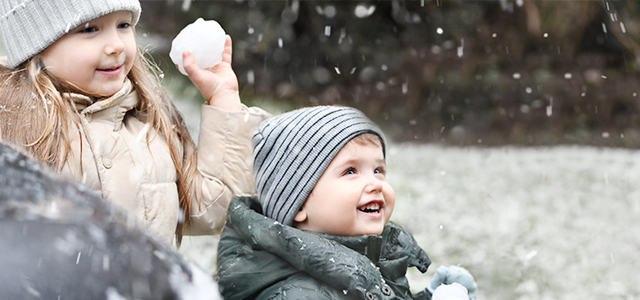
[181,35,243,112]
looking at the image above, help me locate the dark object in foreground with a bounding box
[0,142,219,300]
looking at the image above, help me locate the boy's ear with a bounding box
[294,209,307,223]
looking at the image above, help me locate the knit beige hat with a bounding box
[0,0,141,68]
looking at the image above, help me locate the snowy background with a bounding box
[2,1,639,299]
[177,143,640,300]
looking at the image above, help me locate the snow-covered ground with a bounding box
[177,144,640,300]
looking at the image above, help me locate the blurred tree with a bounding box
[139,0,640,147]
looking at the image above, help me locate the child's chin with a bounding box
[353,226,384,236]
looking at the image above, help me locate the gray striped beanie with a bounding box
[253,106,386,226]
[0,0,141,68]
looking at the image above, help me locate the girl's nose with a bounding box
[105,31,126,56]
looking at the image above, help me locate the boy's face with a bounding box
[40,11,136,98]
[294,138,395,236]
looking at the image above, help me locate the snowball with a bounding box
[170,18,226,76]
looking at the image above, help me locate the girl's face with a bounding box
[294,139,395,236]
[40,11,136,98]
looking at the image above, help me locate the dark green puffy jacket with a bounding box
[217,196,433,300]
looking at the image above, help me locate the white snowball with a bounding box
[170,18,226,76]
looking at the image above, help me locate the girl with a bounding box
[0,0,270,246]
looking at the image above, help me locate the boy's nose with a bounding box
[365,176,384,193]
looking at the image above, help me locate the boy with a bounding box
[217,106,477,300]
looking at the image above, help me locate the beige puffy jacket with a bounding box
[60,80,270,245]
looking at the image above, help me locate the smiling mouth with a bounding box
[359,202,381,214]
[97,65,123,72]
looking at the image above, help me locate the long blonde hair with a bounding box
[0,47,199,245]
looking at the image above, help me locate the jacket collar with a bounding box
[220,196,394,299]
[67,79,137,131]
[219,196,432,300]
[312,225,384,261]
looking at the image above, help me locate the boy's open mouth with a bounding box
[358,202,381,214]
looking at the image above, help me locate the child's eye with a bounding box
[118,22,131,29]
[343,167,356,175]
[374,167,386,175]
[79,26,98,33]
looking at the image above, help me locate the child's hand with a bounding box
[181,35,243,112]
[428,266,477,300]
